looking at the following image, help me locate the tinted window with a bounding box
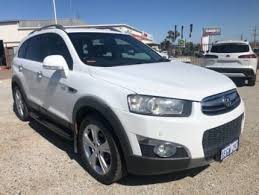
[41,33,73,69]
[22,33,73,69]
[25,35,43,61]
[68,33,168,67]
[18,41,28,58]
[211,43,249,53]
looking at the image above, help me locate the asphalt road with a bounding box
[0,75,258,194]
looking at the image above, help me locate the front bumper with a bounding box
[113,99,245,174]
[126,155,208,175]
[126,114,243,175]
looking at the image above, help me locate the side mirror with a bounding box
[43,55,68,77]
[162,55,168,59]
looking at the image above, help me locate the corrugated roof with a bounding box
[18,19,85,28]
[0,20,19,24]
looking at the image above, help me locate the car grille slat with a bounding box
[202,114,243,160]
[202,105,227,112]
[201,89,241,115]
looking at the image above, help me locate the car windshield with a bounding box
[68,32,168,67]
[210,43,249,53]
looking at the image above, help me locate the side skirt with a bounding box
[29,111,73,141]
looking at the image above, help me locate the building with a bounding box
[201,27,221,53]
[87,24,153,44]
[0,19,154,66]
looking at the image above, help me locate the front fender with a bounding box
[72,96,133,158]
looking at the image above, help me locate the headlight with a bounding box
[127,95,192,116]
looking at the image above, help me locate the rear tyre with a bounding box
[78,115,124,184]
[13,86,29,121]
[247,76,256,86]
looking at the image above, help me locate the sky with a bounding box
[0,0,259,43]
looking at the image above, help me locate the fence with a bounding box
[3,42,19,67]
[164,43,214,66]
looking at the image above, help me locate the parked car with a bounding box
[253,48,259,56]
[194,51,205,58]
[253,48,259,69]
[158,51,169,59]
[12,25,245,184]
[203,40,257,86]
[146,43,160,52]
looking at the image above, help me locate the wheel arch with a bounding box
[11,75,27,102]
[73,96,133,163]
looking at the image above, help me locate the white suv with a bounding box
[204,40,258,86]
[12,25,245,184]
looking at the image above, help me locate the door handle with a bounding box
[18,65,23,72]
[37,71,43,79]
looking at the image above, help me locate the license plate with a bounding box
[220,139,239,161]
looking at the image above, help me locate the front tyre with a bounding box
[13,86,29,121]
[78,115,124,184]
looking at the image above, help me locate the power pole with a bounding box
[181,25,184,39]
[189,24,193,38]
[174,25,177,41]
[70,0,73,19]
[254,26,257,47]
[52,0,57,24]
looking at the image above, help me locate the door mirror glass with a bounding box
[43,55,68,77]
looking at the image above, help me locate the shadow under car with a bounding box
[28,119,208,185]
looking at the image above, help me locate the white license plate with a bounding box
[220,140,239,161]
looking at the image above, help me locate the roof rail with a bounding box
[29,24,66,35]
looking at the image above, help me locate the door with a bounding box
[22,35,45,107]
[13,35,45,107]
[39,33,74,123]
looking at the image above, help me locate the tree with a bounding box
[160,39,171,51]
[166,30,180,43]
[160,30,180,57]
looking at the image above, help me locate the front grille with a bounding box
[201,89,241,115]
[202,114,243,160]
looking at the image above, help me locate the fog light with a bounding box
[153,143,177,158]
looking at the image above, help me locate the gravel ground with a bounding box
[0,69,11,80]
[0,75,259,194]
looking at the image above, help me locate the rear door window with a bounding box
[211,43,249,53]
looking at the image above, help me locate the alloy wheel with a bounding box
[15,89,25,117]
[82,124,112,175]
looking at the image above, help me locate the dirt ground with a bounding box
[0,69,11,80]
[0,74,258,194]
